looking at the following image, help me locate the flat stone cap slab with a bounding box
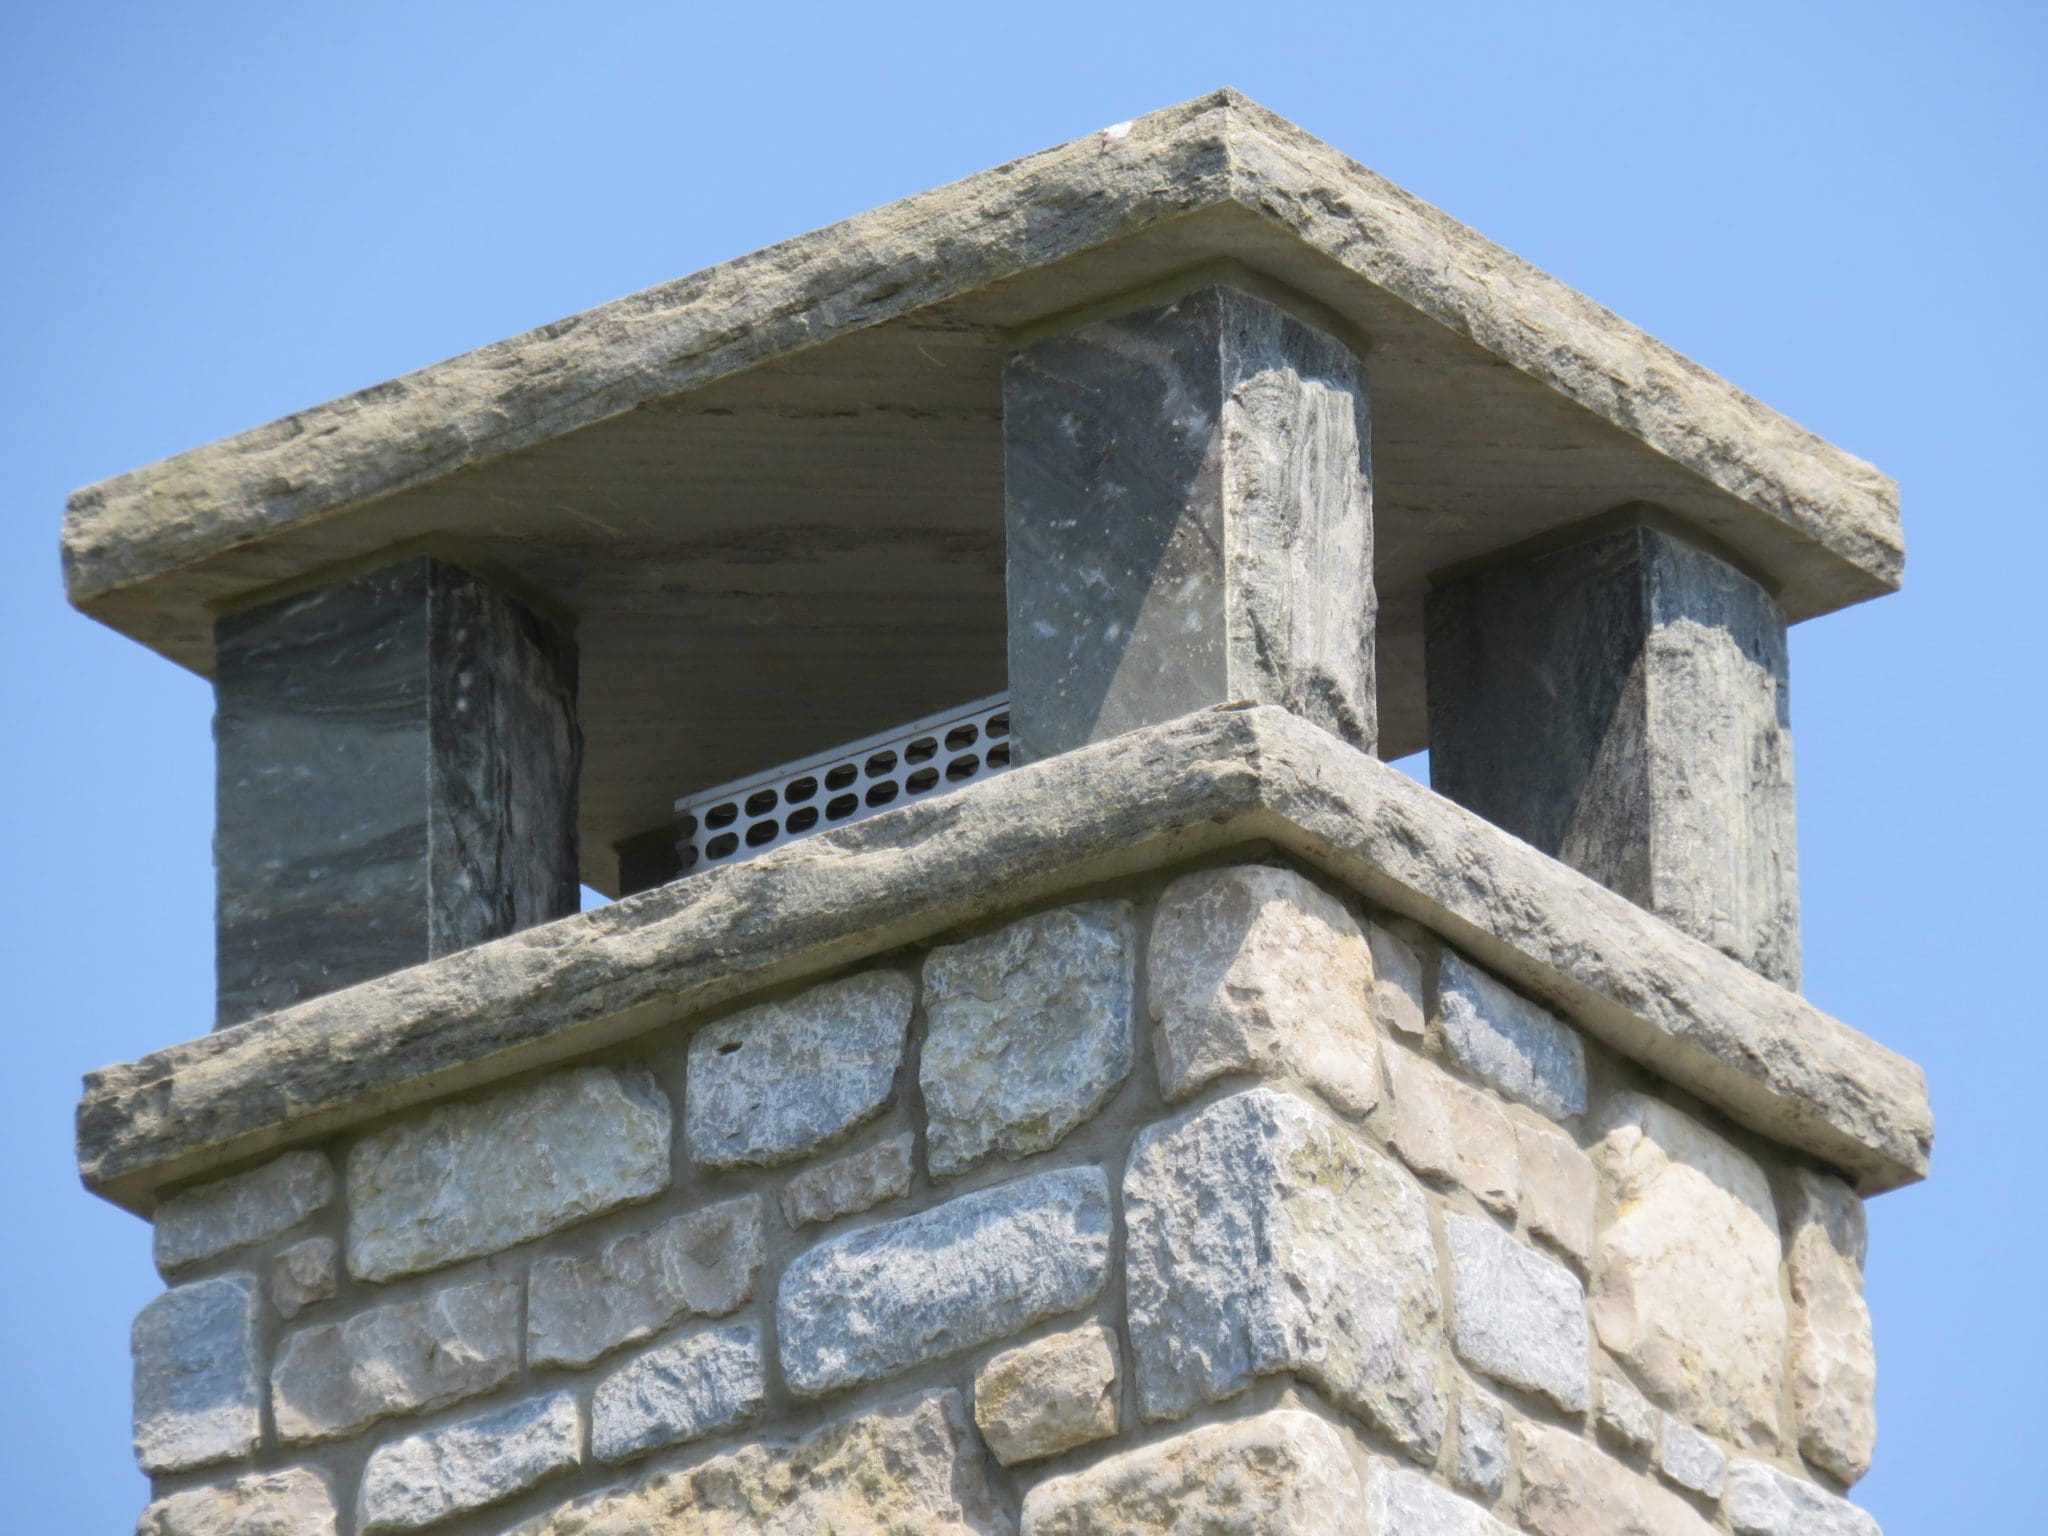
[62,90,1902,893]
[77,706,1931,1214]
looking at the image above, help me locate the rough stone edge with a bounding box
[63,89,1897,624]
[77,706,1931,1212]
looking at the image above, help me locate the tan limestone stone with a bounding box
[1381,1049,1517,1216]
[1591,1094,1786,1448]
[973,1323,1119,1466]
[1021,1407,1360,1535]
[135,1469,337,1536]
[1515,1118,1596,1269]
[1150,865,1380,1115]
[1782,1168,1877,1485]
[1513,1421,1715,1536]
[1367,923,1427,1039]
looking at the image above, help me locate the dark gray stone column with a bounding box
[1425,519,1799,987]
[213,557,581,1025]
[1003,283,1374,762]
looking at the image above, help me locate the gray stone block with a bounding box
[778,1132,914,1230]
[153,1150,334,1275]
[777,1165,1111,1397]
[1428,520,1798,986]
[1005,282,1374,761]
[1124,1085,1444,1456]
[1453,1391,1509,1501]
[135,1469,337,1536]
[684,971,913,1169]
[1725,1460,1883,1536]
[921,902,1135,1177]
[267,1236,337,1321]
[1658,1416,1727,1498]
[345,1066,670,1283]
[1782,1168,1876,1485]
[358,1391,581,1533]
[591,1322,765,1464]
[528,1194,762,1369]
[131,1273,263,1474]
[1444,1213,1589,1412]
[1437,955,1587,1120]
[213,556,579,1025]
[1367,1465,1514,1536]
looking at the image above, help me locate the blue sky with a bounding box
[3,2,2041,1529]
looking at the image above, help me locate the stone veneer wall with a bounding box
[129,858,1883,1536]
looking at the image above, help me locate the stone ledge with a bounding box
[76,706,1931,1211]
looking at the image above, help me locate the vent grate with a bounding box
[674,694,1012,874]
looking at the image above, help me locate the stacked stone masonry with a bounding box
[130,860,1885,1536]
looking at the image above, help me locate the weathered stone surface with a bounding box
[1007,282,1374,761]
[1382,1049,1517,1214]
[153,1151,335,1274]
[1725,1460,1883,1536]
[1658,1416,1727,1498]
[1454,1390,1509,1500]
[922,903,1134,1177]
[1367,1465,1513,1536]
[591,1322,765,1464]
[973,1323,1119,1466]
[1437,956,1586,1120]
[1591,1094,1785,1447]
[78,710,1932,1217]
[528,1194,761,1369]
[1514,1421,1715,1536]
[1369,923,1427,1038]
[684,971,913,1169]
[1516,1118,1597,1269]
[1022,1407,1360,1536]
[1445,1213,1588,1412]
[506,1389,1005,1536]
[778,1132,914,1229]
[212,557,579,1026]
[1125,1086,1443,1455]
[132,1274,262,1473]
[1782,1168,1876,1484]
[268,1237,337,1321]
[1597,1371,1659,1454]
[135,1469,337,1536]
[270,1276,519,1443]
[346,1066,669,1283]
[779,1165,1111,1397]
[1149,865,1379,1114]
[1427,523,1799,986]
[359,1391,581,1533]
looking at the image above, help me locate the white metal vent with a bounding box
[674,694,1012,873]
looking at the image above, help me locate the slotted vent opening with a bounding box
[674,694,1013,874]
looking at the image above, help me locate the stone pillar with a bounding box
[1003,282,1374,762]
[213,557,581,1025]
[1425,518,1799,986]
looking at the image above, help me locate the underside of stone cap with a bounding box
[61,88,1902,895]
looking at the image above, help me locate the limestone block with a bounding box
[268,1237,337,1321]
[1368,923,1427,1039]
[1515,1119,1596,1269]
[1782,1168,1876,1484]
[358,1391,581,1533]
[973,1323,1119,1466]
[345,1066,670,1283]
[1597,1371,1659,1454]
[684,971,913,1169]
[1148,866,1379,1114]
[1591,1094,1785,1447]
[1513,1421,1715,1536]
[921,903,1134,1177]
[1437,956,1586,1120]
[132,1274,262,1474]
[1381,1049,1517,1215]
[1444,1213,1588,1412]
[1366,1465,1515,1536]
[1658,1416,1727,1498]
[778,1165,1111,1397]
[528,1194,761,1369]
[1124,1085,1444,1456]
[270,1277,518,1443]
[504,1389,1005,1536]
[1725,1460,1883,1536]
[779,1131,914,1229]
[153,1151,335,1274]
[1454,1390,1509,1500]
[135,1469,337,1536]
[591,1321,765,1464]
[1021,1407,1361,1536]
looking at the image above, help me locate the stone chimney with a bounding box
[68,91,1926,1536]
